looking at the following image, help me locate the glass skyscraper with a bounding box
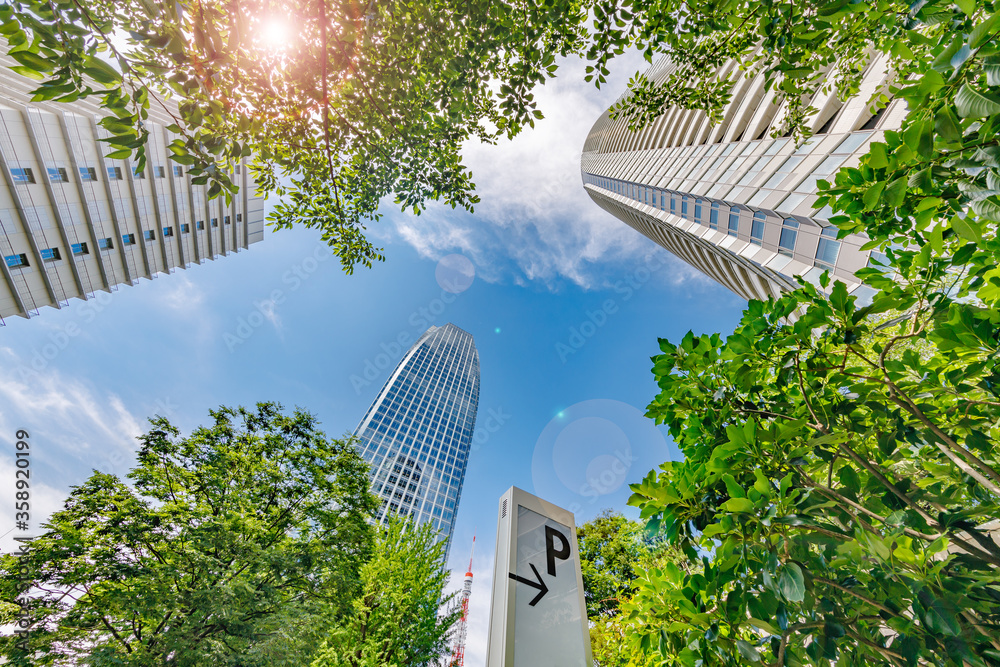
[353,323,480,558]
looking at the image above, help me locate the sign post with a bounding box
[485,486,593,667]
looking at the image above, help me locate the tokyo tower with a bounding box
[448,535,475,666]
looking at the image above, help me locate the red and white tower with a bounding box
[449,535,475,666]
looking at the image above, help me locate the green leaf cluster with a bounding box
[0,403,388,666]
[310,517,459,667]
[626,234,1000,665]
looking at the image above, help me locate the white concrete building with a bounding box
[0,50,265,322]
[582,54,905,303]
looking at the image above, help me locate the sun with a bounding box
[259,18,289,50]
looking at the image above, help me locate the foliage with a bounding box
[0,0,594,271]
[578,512,690,667]
[6,0,1000,274]
[0,403,377,666]
[311,517,458,667]
[627,218,1000,665]
[579,509,678,619]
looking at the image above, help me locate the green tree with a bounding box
[0,0,593,271]
[578,510,670,619]
[626,229,1000,665]
[578,512,689,667]
[0,403,377,666]
[311,517,458,667]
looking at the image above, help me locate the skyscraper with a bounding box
[582,54,904,303]
[0,50,265,323]
[353,323,480,559]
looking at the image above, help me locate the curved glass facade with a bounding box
[354,323,480,559]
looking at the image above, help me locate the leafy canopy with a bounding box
[0,0,593,271]
[0,403,377,666]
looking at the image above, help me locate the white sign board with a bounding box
[486,487,593,667]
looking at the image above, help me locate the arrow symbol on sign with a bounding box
[509,563,549,606]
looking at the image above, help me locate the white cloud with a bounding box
[0,347,151,551]
[160,274,204,312]
[384,52,677,291]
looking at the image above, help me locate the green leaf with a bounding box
[986,64,1000,87]
[867,142,889,169]
[736,639,761,662]
[723,474,746,499]
[922,596,961,636]
[970,199,1000,222]
[955,84,1000,118]
[778,563,805,603]
[721,497,755,513]
[935,106,963,144]
[749,617,779,635]
[970,12,1000,50]
[863,180,886,209]
[10,50,54,73]
[883,176,908,208]
[9,65,46,81]
[955,0,975,16]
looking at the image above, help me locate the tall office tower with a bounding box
[582,53,905,303]
[0,50,266,323]
[353,323,480,560]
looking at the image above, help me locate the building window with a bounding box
[750,212,765,246]
[154,166,166,178]
[40,247,61,261]
[236,213,243,223]
[709,202,720,229]
[123,233,137,245]
[11,167,35,183]
[737,155,772,186]
[79,167,98,182]
[659,192,666,210]
[4,253,28,268]
[107,166,123,180]
[181,223,190,233]
[48,167,69,182]
[815,227,841,269]
[71,242,88,256]
[143,229,155,241]
[196,220,204,230]
[681,196,688,217]
[778,220,799,257]
[224,215,231,225]
[134,167,145,179]
[762,155,804,190]
[211,218,218,227]
[162,226,173,237]
[235,165,242,175]
[173,165,184,177]
[796,155,848,193]
[833,132,872,155]
[98,237,113,250]
[694,199,703,221]
[728,208,740,237]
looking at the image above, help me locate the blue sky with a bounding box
[0,54,746,665]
